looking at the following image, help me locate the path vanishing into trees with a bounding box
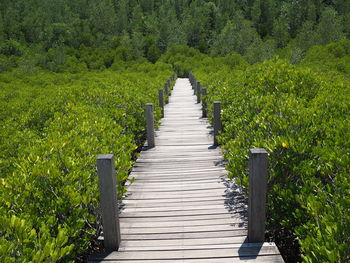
[89,78,284,262]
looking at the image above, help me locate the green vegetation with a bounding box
[0,62,173,262]
[0,0,349,262]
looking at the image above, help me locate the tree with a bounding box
[295,20,318,52]
[273,15,290,48]
[129,4,144,33]
[146,44,161,63]
[89,0,117,36]
[2,6,22,40]
[131,31,145,59]
[0,14,5,43]
[115,0,129,34]
[316,7,345,45]
[210,14,260,57]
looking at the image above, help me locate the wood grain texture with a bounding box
[89,78,283,262]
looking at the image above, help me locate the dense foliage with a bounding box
[0,0,349,262]
[187,40,350,262]
[0,0,349,71]
[0,62,173,262]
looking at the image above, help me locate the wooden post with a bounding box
[145,103,155,148]
[164,83,169,104]
[248,148,268,243]
[96,154,121,251]
[196,82,201,103]
[213,101,222,146]
[167,80,171,91]
[158,89,164,118]
[202,87,207,118]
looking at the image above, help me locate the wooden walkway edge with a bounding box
[89,78,284,262]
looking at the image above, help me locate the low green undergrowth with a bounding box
[0,63,172,262]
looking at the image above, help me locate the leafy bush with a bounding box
[301,39,350,77]
[0,40,25,56]
[0,66,172,261]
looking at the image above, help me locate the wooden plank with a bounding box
[120,218,245,228]
[124,190,227,199]
[137,156,223,162]
[121,199,230,207]
[120,208,240,218]
[139,152,222,159]
[89,255,284,263]
[120,224,245,234]
[126,185,226,192]
[132,163,225,169]
[126,177,222,185]
[120,208,246,218]
[120,229,247,240]
[132,166,225,174]
[90,243,280,260]
[121,204,236,213]
[119,213,241,222]
[119,236,248,247]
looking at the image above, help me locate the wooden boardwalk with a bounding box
[89,78,284,262]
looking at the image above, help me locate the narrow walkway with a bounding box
[89,78,284,262]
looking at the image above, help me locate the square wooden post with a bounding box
[158,89,164,117]
[164,83,169,104]
[213,101,222,146]
[96,154,121,251]
[202,87,207,117]
[146,103,155,148]
[248,148,268,243]
[196,82,201,103]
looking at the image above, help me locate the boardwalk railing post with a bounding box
[202,87,207,117]
[213,101,222,146]
[97,154,121,251]
[164,83,169,104]
[196,82,201,103]
[193,80,197,95]
[158,89,164,117]
[248,148,268,243]
[167,80,171,91]
[146,103,155,148]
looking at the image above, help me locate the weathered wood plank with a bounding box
[119,236,248,247]
[120,229,247,240]
[120,224,245,234]
[90,243,280,260]
[119,213,240,222]
[90,255,284,263]
[120,218,245,228]
[120,203,237,213]
[120,208,243,218]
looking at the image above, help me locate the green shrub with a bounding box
[0,67,172,261]
[0,40,25,56]
[193,56,350,262]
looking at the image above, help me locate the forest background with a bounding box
[0,0,349,70]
